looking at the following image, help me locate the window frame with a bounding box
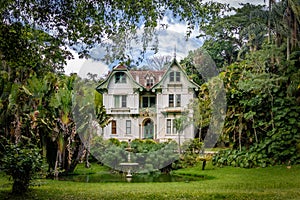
[169,71,174,82]
[175,72,180,82]
[126,120,131,135]
[146,78,154,87]
[121,95,127,107]
[114,95,127,108]
[166,119,172,134]
[111,120,117,135]
[169,94,174,107]
[176,94,181,107]
[170,71,180,82]
[142,96,156,108]
[115,72,126,83]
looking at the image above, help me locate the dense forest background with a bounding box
[0,0,299,194]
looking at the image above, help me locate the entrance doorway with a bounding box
[143,118,154,139]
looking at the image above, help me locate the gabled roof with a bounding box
[152,58,200,90]
[130,70,165,90]
[96,64,144,93]
[113,64,127,70]
[96,59,200,93]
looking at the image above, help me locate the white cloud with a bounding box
[77,59,109,79]
[64,0,265,74]
[154,30,202,60]
[65,49,109,78]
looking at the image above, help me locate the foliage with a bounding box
[172,139,204,169]
[1,0,227,62]
[189,83,211,141]
[197,1,300,168]
[213,44,300,168]
[0,136,42,194]
[90,137,179,173]
[200,3,268,67]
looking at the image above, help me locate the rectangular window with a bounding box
[142,96,148,108]
[114,95,127,108]
[126,120,131,135]
[176,94,181,107]
[121,95,127,107]
[166,119,172,134]
[149,97,156,107]
[114,95,120,108]
[176,72,180,82]
[169,72,174,82]
[169,94,174,107]
[142,96,156,108]
[170,71,180,82]
[173,121,177,134]
[111,120,117,135]
[115,72,126,83]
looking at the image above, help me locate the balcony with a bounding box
[161,107,186,114]
[108,107,138,114]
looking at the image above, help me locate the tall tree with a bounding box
[200,3,268,67]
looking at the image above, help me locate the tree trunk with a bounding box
[12,178,29,194]
[178,131,181,154]
[85,147,90,168]
[268,0,272,44]
[238,115,243,151]
[253,117,258,143]
[69,142,85,173]
[292,14,297,49]
[54,150,61,177]
[287,36,290,60]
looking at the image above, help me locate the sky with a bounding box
[64,0,267,79]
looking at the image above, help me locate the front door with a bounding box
[143,119,154,139]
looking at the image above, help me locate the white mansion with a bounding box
[96,58,200,143]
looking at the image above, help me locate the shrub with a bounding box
[172,139,204,169]
[0,137,42,194]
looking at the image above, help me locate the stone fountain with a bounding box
[119,140,139,178]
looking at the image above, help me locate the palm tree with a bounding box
[174,115,190,154]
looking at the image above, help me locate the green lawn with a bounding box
[1,162,300,200]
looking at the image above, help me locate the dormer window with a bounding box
[146,78,154,87]
[115,72,126,83]
[145,74,155,87]
[170,71,180,82]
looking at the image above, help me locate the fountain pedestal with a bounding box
[119,142,139,178]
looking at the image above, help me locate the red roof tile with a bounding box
[129,70,165,89]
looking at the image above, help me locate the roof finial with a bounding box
[174,45,177,59]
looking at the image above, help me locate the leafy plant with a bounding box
[0,136,42,194]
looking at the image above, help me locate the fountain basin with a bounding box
[119,162,139,166]
[119,162,139,178]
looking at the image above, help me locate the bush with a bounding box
[172,139,204,169]
[0,137,42,194]
[212,138,300,168]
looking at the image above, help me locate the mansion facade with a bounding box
[96,58,200,143]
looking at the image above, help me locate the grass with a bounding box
[1,162,300,200]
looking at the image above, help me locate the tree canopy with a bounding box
[1,0,227,61]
